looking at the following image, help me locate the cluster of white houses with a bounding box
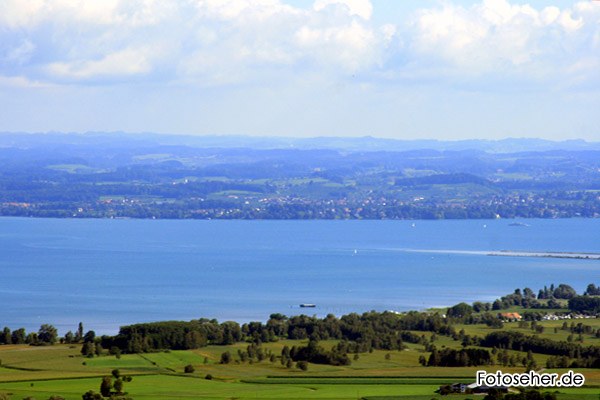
[497,312,597,322]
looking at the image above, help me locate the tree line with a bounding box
[445,283,600,323]
[96,311,452,357]
[0,324,59,346]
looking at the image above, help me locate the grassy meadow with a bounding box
[2,315,600,400]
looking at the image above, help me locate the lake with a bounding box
[0,217,598,335]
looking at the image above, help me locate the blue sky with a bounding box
[0,0,598,140]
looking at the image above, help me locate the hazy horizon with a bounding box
[1,0,599,141]
[1,130,599,143]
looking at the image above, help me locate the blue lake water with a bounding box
[0,217,598,335]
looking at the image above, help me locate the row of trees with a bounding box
[445,283,597,323]
[425,347,492,367]
[98,311,453,355]
[568,296,600,314]
[287,340,352,366]
[0,324,58,346]
[0,323,92,346]
[481,331,600,360]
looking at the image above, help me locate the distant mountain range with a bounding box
[1,132,599,153]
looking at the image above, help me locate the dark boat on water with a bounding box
[300,303,316,308]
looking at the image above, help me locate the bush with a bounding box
[296,361,308,371]
[205,374,213,380]
[184,364,195,373]
[220,351,232,364]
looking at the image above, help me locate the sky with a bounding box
[0,0,598,141]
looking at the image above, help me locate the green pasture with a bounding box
[454,318,600,344]
[0,376,457,400]
[1,339,599,400]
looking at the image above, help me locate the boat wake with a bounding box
[396,248,600,260]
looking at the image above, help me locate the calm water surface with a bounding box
[0,218,598,334]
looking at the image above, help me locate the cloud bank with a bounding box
[0,0,598,140]
[1,0,597,87]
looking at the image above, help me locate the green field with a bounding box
[2,318,600,400]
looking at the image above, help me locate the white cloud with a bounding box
[0,0,391,83]
[313,0,373,20]
[46,47,153,80]
[0,0,122,28]
[0,0,46,29]
[0,0,597,89]
[6,40,36,65]
[0,74,55,88]
[295,21,384,72]
[407,0,600,82]
[194,0,300,21]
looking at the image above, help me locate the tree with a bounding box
[38,324,58,345]
[427,348,440,366]
[109,347,122,359]
[83,331,96,343]
[296,360,308,371]
[94,343,103,356]
[81,390,102,400]
[553,284,576,299]
[447,302,473,318]
[76,322,84,342]
[492,299,503,310]
[184,364,195,373]
[472,301,488,312]
[100,376,112,397]
[26,332,38,345]
[11,328,26,344]
[81,342,95,357]
[1,327,11,345]
[281,345,290,360]
[113,378,124,394]
[63,331,74,344]
[585,283,600,296]
[220,351,232,364]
